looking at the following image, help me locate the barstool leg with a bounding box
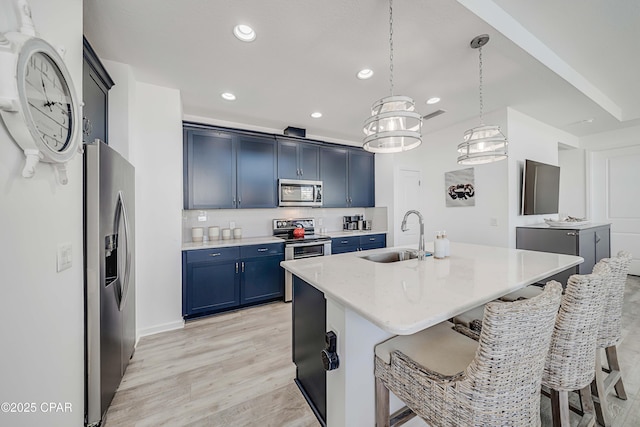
[579,385,597,427]
[375,376,390,427]
[605,345,627,400]
[550,389,571,427]
[592,350,612,427]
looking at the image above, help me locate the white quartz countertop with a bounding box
[281,242,583,335]
[182,236,283,251]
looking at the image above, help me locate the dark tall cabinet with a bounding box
[516,223,611,285]
[83,37,114,144]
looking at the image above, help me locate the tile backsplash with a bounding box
[182,206,388,243]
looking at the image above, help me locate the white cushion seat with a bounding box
[375,321,478,376]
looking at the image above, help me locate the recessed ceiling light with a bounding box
[233,24,256,42]
[311,112,323,119]
[426,97,441,105]
[221,92,236,101]
[357,69,374,80]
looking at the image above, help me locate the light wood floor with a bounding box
[105,276,640,426]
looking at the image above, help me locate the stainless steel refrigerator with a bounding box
[84,140,135,427]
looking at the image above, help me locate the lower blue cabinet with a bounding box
[241,255,284,304]
[183,243,284,319]
[331,233,386,254]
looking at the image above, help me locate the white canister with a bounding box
[233,228,242,239]
[434,232,445,259]
[208,226,220,240]
[192,227,204,243]
[221,228,231,240]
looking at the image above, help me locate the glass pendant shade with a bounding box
[363,95,423,153]
[457,124,508,165]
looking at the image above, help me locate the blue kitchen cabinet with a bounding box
[240,243,284,304]
[319,146,375,208]
[331,233,386,254]
[183,125,278,209]
[348,149,375,208]
[359,233,386,251]
[237,134,278,208]
[183,127,236,209]
[277,138,320,180]
[183,243,285,319]
[319,146,349,207]
[182,247,241,318]
[331,236,360,254]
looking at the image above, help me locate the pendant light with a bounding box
[457,35,508,165]
[363,0,422,153]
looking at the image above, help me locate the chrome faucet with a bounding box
[401,210,426,260]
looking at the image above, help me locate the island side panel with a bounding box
[293,276,327,425]
[326,297,429,427]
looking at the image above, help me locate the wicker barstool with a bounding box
[542,260,612,427]
[374,281,562,427]
[591,251,632,426]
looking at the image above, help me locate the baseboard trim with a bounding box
[137,319,185,338]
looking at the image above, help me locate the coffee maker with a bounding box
[343,215,371,231]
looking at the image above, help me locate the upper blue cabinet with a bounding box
[183,125,277,209]
[277,137,319,180]
[320,146,374,208]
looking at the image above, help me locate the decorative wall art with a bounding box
[445,168,475,207]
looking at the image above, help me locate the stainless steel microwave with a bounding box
[278,179,323,207]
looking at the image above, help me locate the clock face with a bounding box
[24,51,73,153]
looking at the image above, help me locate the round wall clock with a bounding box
[0,28,81,185]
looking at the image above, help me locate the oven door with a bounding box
[279,179,322,207]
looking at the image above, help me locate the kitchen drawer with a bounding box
[240,243,284,258]
[185,247,240,264]
[360,234,386,247]
[332,236,360,247]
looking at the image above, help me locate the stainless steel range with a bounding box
[273,218,332,302]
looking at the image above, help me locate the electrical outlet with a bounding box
[490,218,498,227]
[229,221,236,229]
[57,243,72,272]
[197,211,207,222]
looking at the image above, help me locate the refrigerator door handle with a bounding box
[114,191,132,311]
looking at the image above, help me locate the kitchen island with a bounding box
[281,242,583,427]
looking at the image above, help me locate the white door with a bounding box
[590,145,640,275]
[396,168,422,247]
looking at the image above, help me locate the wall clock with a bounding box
[0,3,81,185]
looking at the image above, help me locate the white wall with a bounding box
[379,110,509,248]
[558,147,587,219]
[0,1,84,426]
[132,82,184,336]
[104,60,184,337]
[506,108,579,246]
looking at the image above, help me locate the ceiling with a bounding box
[83,0,640,145]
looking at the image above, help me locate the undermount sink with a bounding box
[360,249,429,263]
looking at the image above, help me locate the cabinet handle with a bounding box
[300,168,303,175]
[235,262,239,273]
[232,196,236,205]
[341,240,348,244]
[369,238,375,241]
[241,262,245,272]
[257,248,268,252]
[566,232,577,236]
[238,197,241,205]
[297,168,300,175]
[209,253,222,257]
